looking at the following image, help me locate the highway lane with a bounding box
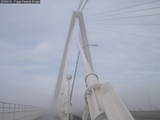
[131,111,160,120]
[35,111,160,120]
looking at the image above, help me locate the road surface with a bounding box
[35,111,160,120]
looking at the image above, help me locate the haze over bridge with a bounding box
[0,0,160,120]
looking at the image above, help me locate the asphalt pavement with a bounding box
[35,111,160,120]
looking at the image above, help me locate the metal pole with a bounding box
[70,51,80,103]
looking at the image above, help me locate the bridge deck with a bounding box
[35,111,160,120]
[34,114,55,120]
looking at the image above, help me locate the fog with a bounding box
[0,0,160,116]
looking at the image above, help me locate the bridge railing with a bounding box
[0,101,44,120]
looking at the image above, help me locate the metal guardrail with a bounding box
[0,0,40,4]
[0,101,39,113]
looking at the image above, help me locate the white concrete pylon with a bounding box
[54,10,134,120]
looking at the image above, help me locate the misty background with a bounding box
[0,0,160,114]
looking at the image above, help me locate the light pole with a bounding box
[70,43,98,104]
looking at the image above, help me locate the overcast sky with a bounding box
[0,0,160,113]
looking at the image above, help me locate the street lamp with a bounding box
[66,43,98,120]
[70,43,98,103]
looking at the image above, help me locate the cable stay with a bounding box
[89,5,160,19]
[90,12,160,21]
[77,0,89,11]
[87,28,160,40]
[87,23,160,26]
[92,0,160,16]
